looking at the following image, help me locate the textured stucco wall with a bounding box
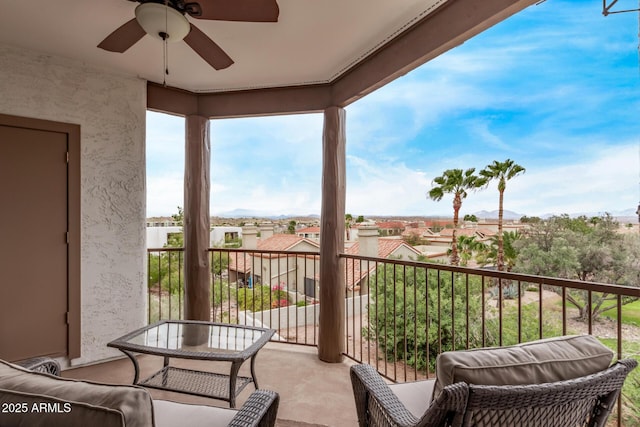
[0,44,147,365]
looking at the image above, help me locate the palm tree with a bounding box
[476,230,522,271]
[448,234,483,266]
[428,168,487,265]
[345,213,353,240]
[480,159,525,271]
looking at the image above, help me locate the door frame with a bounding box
[0,113,81,359]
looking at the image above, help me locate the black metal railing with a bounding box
[148,247,321,346]
[147,247,640,425]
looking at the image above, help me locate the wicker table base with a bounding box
[140,366,254,400]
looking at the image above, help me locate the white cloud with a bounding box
[346,156,430,216]
[146,173,183,217]
[209,114,323,215]
[436,143,640,217]
[340,142,640,218]
[146,117,640,218]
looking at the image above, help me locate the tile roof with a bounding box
[296,226,321,233]
[346,238,420,257]
[438,228,495,239]
[423,219,453,227]
[257,234,319,251]
[440,228,476,237]
[227,251,252,273]
[376,221,405,229]
[228,234,319,272]
[345,238,421,289]
[401,227,435,237]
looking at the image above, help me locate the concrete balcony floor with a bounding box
[62,343,359,427]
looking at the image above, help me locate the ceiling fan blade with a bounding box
[184,23,234,70]
[192,0,279,22]
[98,18,146,53]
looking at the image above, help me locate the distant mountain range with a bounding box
[210,208,637,222]
[213,209,319,220]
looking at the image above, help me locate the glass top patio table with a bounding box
[107,320,275,407]
[108,320,273,360]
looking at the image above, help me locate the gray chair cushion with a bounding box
[154,400,238,427]
[388,379,435,419]
[433,335,613,399]
[0,388,126,427]
[0,360,154,427]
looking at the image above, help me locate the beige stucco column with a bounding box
[318,106,346,362]
[183,115,211,323]
[242,225,258,249]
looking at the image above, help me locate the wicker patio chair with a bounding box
[7,356,279,427]
[351,359,637,427]
[227,389,279,427]
[461,358,637,427]
[351,363,469,427]
[14,356,61,375]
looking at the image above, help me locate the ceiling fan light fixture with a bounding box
[135,3,190,42]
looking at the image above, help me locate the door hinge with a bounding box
[65,312,70,325]
[66,231,70,244]
[66,152,69,163]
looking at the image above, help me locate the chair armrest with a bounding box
[228,389,279,427]
[350,364,419,427]
[14,357,61,376]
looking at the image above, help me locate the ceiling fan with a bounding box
[98,0,279,70]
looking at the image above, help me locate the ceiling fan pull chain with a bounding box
[163,37,169,87]
[163,0,169,87]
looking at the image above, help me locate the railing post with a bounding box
[318,106,346,363]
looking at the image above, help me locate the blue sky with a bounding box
[147,0,640,219]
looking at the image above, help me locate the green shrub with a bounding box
[236,285,291,312]
[148,252,184,295]
[237,285,271,312]
[365,265,485,372]
[484,302,563,347]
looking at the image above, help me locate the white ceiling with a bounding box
[0,0,446,93]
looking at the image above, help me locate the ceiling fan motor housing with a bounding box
[100,0,279,70]
[135,2,190,42]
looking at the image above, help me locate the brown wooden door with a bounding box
[0,124,69,361]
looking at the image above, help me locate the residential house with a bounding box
[401,226,437,242]
[296,226,321,241]
[438,227,495,243]
[232,224,423,298]
[146,226,243,248]
[423,219,454,231]
[228,229,320,298]
[475,219,530,235]
[376,221,406,236]
[345,225,422,292]
[146,226,183,249]
[210,226,242,247]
